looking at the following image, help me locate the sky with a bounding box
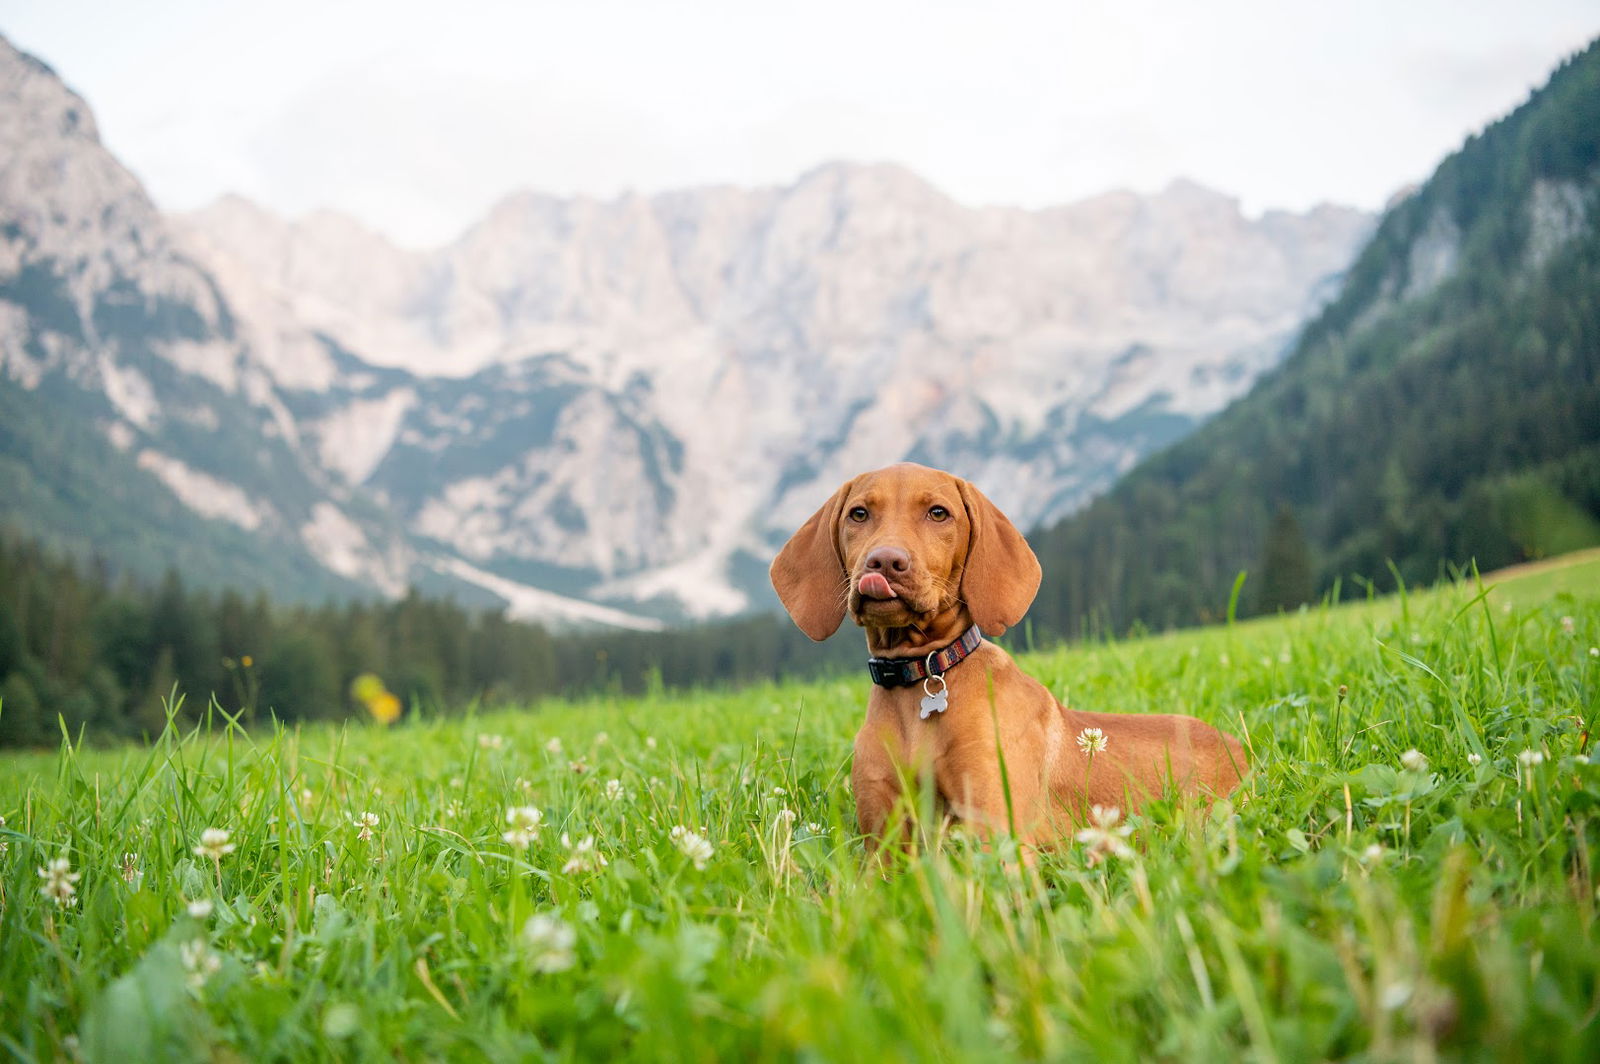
[2,0,1597,247]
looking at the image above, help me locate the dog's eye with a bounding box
[847,506,870,523]
[928,506,950,522]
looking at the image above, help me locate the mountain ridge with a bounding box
[1,31,1374,623]
[172,160,1371,619]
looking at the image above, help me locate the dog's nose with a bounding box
[863,546,911,575]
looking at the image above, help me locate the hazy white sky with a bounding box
[3,0,1596,246]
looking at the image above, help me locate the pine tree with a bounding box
[0,668,47,748]
[1257,505,1315,614]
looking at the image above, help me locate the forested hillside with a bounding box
[1028,40,1600,638]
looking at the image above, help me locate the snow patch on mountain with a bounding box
[99,358,161,429]
[594,545,756,620]
[299,503,409,596]
[317,387,416,484]
[136,449,270,530]
[104,420,135,451]
[413,472,520,561]
[433,556,666,631]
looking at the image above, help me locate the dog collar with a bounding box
[865,624,984,689]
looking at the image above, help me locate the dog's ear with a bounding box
[956,478,1041,637]
[770,478,854,641]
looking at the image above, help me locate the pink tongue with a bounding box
[858,572,896,600]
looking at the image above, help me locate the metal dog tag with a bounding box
[919,674,948,719]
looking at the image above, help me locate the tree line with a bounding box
[0,533,866,748]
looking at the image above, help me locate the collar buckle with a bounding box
[867,657,913,688]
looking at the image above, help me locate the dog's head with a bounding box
[769,463,1042,641]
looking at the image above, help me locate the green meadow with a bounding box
[2,553,1599,1061]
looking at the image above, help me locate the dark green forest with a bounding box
[1028,40,1600,638]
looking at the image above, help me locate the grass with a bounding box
[2,555,1599,1061]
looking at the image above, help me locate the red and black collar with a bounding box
[866,624,984,688]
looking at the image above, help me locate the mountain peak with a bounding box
[0,34,104,154]
[1154,177,1242,212]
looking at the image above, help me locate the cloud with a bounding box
[7,0,1597,243]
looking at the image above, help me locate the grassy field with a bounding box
[2,555,1599,1061]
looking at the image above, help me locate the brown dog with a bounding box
[771,463,1245,851]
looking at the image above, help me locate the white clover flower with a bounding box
[1076,727,1108,756]
[771,786,786,797]
[544,737,563,755]
[1074,805,1133,866]
[594,731,609,745]
[1399,749,1428,773]
[0,815,8,858]
[1380,981,1413,1011]
[298,788,315,807]
[187,899,215,920]
[671,826,714,870]
[604,779,625,801]
[522,913,577,973]
[179,938,221,990]
[1589,647,1598,658]
[568,757,590,775]
[645,736,657,750]
[774,809,797,829]
[1467,753,1482,767]
[514,776,534,794]
[503,805,544,849]
[1561,616,1575,634]
[443,800,463,820]
[193,828,235,861]
[478,733,506,750]
[1519,749,1546,767]
[560,833,607,875]
[1361,843,1386,864]
[37,856,80,907]
[803,822,824,835]
[352,812,379,841]
[449,776,464,790]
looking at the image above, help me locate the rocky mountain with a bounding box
[0,36,662,630]
[0,39,392,601]
[172,169,1370,620]
[1,33,1373,624]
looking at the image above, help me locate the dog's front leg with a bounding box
[851,718,911,856]
[937,737,1048,853]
